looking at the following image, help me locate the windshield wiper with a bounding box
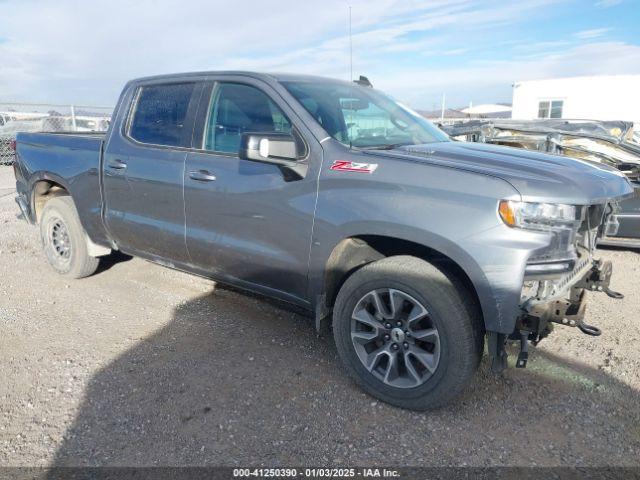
[363,142,412,150]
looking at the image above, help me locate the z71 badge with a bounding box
[330,160,379,173]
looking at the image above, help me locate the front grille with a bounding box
[576,204,607,252]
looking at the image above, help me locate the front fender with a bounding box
[308,148,545,334]
[308,221,539,334]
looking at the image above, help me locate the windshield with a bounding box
[282,80,449,148]
[632,123,640,145]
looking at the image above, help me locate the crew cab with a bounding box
[13,72,634,410]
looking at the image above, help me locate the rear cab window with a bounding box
[128,82,197,147]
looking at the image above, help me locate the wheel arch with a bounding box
[30,175,111,257]
[313,233,496,334]
[30,173,72,223]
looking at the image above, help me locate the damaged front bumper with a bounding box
[490,258,623,373]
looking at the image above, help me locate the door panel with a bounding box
[103,81,202,262]
[184,152,318,299]
[104,146,189,261]
[184,80,320,302]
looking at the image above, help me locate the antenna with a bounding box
[348,3,353,81]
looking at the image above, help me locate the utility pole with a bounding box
[440,93,446,121]
[70,105,77,131]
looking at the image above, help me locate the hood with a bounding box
[368,141,634,205]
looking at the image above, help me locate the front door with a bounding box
[184,79,320,303]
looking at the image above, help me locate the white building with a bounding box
[511,75,640,123]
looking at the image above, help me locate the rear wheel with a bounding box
[40,196,99,279]
[333,255,482,410]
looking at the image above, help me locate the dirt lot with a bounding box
[1,165,639,467]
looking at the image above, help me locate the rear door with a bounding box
[183,78,321,303]
[103,81,202,262]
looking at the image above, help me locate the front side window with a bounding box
[203,83,292,154]
[129,83,196,147]
[282,81,449,148]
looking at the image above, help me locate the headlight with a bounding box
[499,200,584,277]
[499,200,577,231]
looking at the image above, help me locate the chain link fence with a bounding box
[0,103,113,165]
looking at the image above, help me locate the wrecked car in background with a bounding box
[441,119,640,248]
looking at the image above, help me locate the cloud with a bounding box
[0,0,389,102]
[574,28,610,39]
[595,0,622,7]
[377,41,640,107]
[0,0,638,109]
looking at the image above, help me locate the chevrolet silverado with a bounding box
[13,72,634,409]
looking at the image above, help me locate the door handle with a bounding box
[189,170,217,182]
[107,159,127,170]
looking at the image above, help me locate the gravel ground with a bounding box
[1,165,639,467]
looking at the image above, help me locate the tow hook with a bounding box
[557,258,624,336]
[544,290,604,337]
[576,259,624,299]
[604,287,624,299]
[577,320,601,336]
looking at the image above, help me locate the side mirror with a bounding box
[239,133,299,166]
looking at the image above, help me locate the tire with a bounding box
[39,196,99,279]
[333,255,482,410]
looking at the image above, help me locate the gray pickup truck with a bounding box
[13,72,633,410]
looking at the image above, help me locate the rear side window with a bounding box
[129,83,196,147]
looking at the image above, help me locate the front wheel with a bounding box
[333,255,482,410]
[40,196,100,279]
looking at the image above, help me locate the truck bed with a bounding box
[16,132,105,169]
[14,131,107,245]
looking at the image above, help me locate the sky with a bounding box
[0,0,639,110]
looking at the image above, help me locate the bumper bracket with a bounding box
[508,258,622,369]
